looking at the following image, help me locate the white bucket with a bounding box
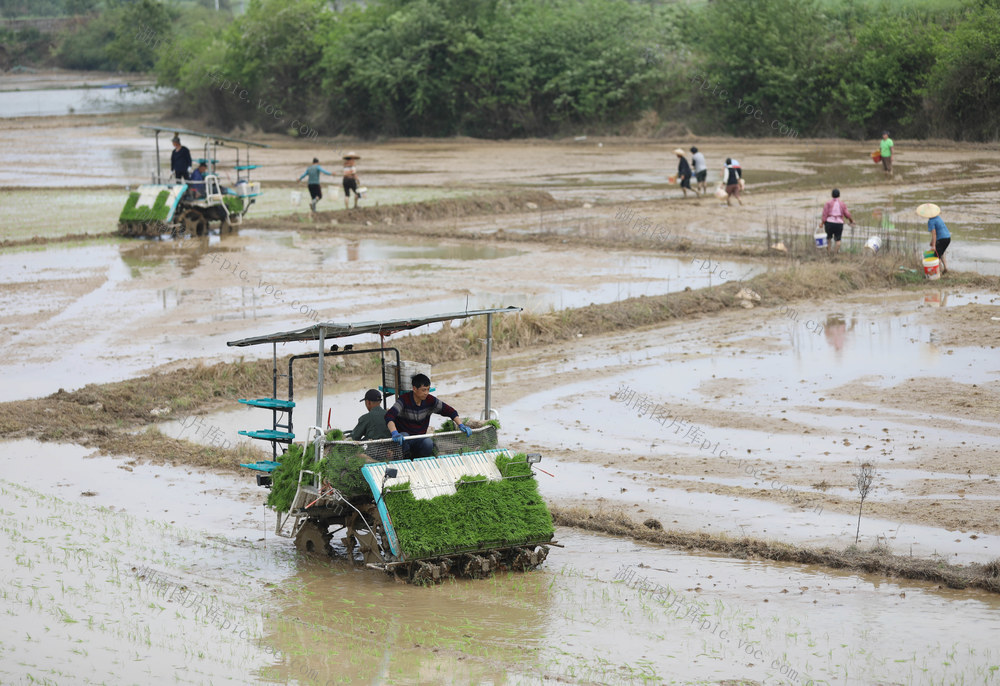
[814,232,827,248]
[865,236,882,253]
[290,190,301,206]
[923,257,940,280]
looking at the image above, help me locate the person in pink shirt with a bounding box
[819,188,856,254]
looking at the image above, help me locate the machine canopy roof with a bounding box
[226,307,522,347]
[140,124,270,148]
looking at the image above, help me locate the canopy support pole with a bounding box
[484,313,493,420]
[316,328,325,431]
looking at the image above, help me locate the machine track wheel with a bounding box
[181,209,209,237]
[220,214,233,234]
[461,553,493,579]
[294,521,332,555]
[509,545,548,572]
[407,559,452,585]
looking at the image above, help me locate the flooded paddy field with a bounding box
[3,440,999,686]
[0,230,762,402]
[2,107,1000,684]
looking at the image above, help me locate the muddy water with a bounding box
[0,86,170,119]
[476,292,1000,560]
[0,233,762,402]
[4,113,1000,684]
[2,438,998,685]
[168,290,1000,566]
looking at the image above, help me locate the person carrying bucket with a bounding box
[673,148,698,198]
[342,152,362,209]
[819,189,855,254]
[917,203,950,275]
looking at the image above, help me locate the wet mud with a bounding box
[3,440,999,685]
[2,107,1000,684]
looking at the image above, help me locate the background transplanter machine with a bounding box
[117,124,265,237]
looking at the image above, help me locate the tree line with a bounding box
[6,0,1000,141]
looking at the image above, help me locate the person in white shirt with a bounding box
[690,147,707,196]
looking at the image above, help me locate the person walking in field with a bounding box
[298,158,333,211]
[690,146,708,196]
[879,131,894,178]
[673,148,698,198]
[917,203,951,274]
[723,158,742,206]
[819,189,856,254]
[342,152,362,209]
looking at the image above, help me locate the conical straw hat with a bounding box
[916,203,941,219]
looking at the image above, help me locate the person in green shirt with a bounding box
[350,389,391,441]
[879,132,894,178]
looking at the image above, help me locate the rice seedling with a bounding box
[854,460,878,543]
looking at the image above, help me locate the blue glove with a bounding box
[458,423,472,437]
[391,431,403,445]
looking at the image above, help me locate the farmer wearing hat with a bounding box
[298,158,333,211]
[673,148,698,198]
[342,152,362,209]
[170,135,191,182]
[917,203,950,274]
[350,389,391,441]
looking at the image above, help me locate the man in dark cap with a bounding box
[350,389,391,440]
[171,135,192,182]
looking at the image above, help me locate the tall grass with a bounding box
[765,207,924,260]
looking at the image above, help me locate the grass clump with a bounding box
[266,443,307,512]
[119,189,170,222]
[436,418,500,433]
[384,452,554,559]
[318,442,369,498]
[267,430,373,512]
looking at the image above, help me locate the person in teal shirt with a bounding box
[879,132,894,178]
[298,158,333,211]
[917,203,951,274]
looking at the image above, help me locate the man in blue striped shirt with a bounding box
[384,374,472,458]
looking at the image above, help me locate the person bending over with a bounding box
[384,373,472,458]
